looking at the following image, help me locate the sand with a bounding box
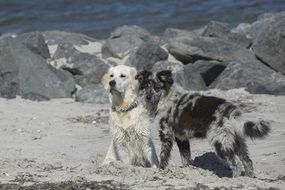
[0,89,284,189]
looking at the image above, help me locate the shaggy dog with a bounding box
[101,65,158,168]
[135,70,271,177]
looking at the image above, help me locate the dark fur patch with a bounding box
[244,120,271,138]
[175,96,226,138]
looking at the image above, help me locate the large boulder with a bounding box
[175,64,207,91]
[0,37,75,100]
[152,60,184,73]
[149,59,205,91]
[18,32,50,59]
[126,41,168,71]
[101,25,152,59]
[0,37,18,99]
[231,23,252,35]
[52,43,109,86]
[75,84,109,104]
[251,13,285,74]
[210,61,285,95]
[192,60,227,86]
[202,21,252,48]
[167,36,257,64]
[161,28,198,44]
[42,30,96,46]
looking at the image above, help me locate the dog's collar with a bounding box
[112,99,138,113]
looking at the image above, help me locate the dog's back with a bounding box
[162,90,270,140]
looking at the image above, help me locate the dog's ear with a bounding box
[135,70,152,82]
[130,67,138,90]
[101,70,110,89]
[156,70,173,84]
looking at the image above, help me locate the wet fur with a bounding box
[136,70,271,177]
[102,65,158,168]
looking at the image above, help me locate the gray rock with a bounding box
[161,28,197,44]
[53,43,109,86]
[202,21,252,48]
[101,25,152,59]
[210,61,285,95]
[152,61,184,73]
[192,60,227,86]
[73,56,109,87]
[251,13,285,74]
[18,32,50,59]
[42,30,96,46]
[167,36,257,64]
[249,11,285,40]
[53,43,79,60]
[231,23,252,35]
[175,64,207,91]
[0,37,75,99]
[0,37,19,99]
[22,92,50,101]
[126,41,168,71]
[75,84,109,104]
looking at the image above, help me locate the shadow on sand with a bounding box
[193,152,232,177]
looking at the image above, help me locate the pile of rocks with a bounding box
[1,12,284,103]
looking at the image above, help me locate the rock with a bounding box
[22,92,50,101]
[151,59,206,90]
[0,37,19,99]
[251,13,285,74]
[126,41,168,71]
[52,43,79,60]
[167,36,257,64]
[161,28,197,44]
[0,37,75,99]
[231,23,252,35]
[248,12,285,40]
[175,64,207,91]
[210,61,285,95]
[202,21,252,48]
[152,61,184,73]
[75,84,109,104]
[18,32,50,59]
[192,60,227,86]
[101,25,152,59]
[42,30,96,46]
[53,43,109,86]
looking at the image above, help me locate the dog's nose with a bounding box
[109,80,116,87]
[146,94,152,100]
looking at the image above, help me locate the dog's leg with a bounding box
[159,122,174,169]
[102,139,120,165]
[214,141,241,177]
[175,137,192,167]
[144,139,159,168]
[236,137,254,177]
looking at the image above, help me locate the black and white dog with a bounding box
[135,70,271,177]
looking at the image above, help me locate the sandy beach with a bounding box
[0,89,284,189]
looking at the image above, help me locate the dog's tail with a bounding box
[242,120,271,139]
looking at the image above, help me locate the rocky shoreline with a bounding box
[1,11,285,103]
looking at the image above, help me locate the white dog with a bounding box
[101,65,158,168]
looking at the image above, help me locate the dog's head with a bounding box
[155,70,174,96]
[135,70,174,104]
[101,65,138,94]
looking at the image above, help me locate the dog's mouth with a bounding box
[110,87,122,94]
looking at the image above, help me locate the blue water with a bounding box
[0,0,284,39]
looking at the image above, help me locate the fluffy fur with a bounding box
[136,70,271,177]
[101,65,158,168]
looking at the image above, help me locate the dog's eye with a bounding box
[110,74,114,78]
[120,74,126,78]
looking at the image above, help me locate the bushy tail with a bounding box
[243,120,271,139]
